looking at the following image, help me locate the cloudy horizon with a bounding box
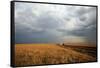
[15,2,97,44]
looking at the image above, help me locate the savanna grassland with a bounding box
[15,44,97,66]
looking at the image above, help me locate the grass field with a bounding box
[15,44,97,66]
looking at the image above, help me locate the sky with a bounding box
[15,2,97,44]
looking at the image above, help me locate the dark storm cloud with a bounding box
[15,2,97,43]
[79,15,87,21]
[35,15,61,29]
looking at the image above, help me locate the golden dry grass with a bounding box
[15,44,96,66]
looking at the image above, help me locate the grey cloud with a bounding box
[79,15,87,21]
[15,2,97,43]
[35,15,62,29]
[57,24,97,43]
